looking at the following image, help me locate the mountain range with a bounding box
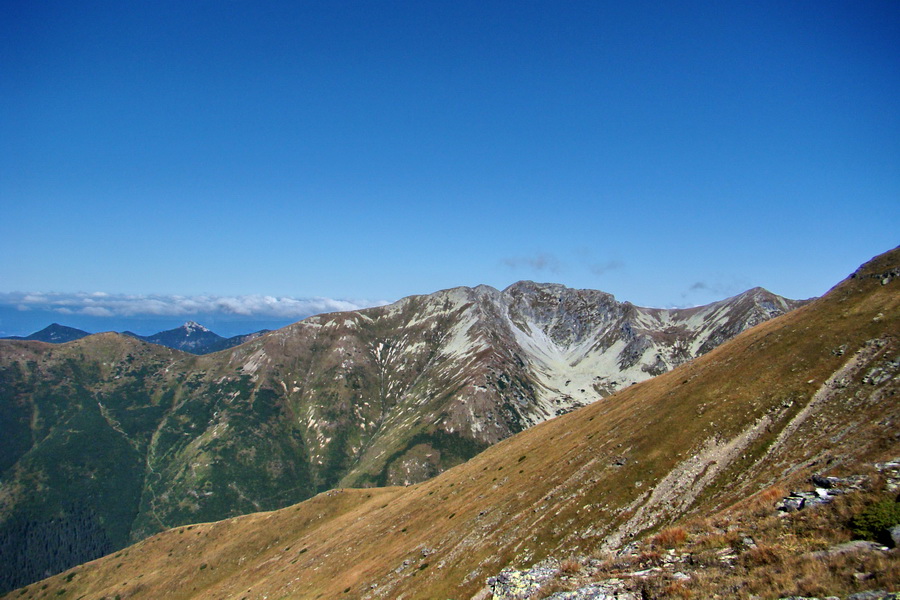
[122,321,269,354]
[8,247,896,600]
[2,322,268,355]
[0,281,805,592]
[1,323,91,344]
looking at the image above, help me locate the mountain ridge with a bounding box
[11,246,898,600]
[123,321,269,354]
[2,322,269,355]
[0,280,805,592]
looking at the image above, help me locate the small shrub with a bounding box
[757,485,786,503]
[652,527,688,548]
[559,559,582,575]
[850,499,900,545]
[748,485,787,515]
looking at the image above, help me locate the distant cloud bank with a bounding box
[0,292,387,320]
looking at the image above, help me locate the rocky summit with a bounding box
[0,279,803,592]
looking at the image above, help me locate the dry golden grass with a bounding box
[622,486,900,600]
[739,544,785,567]
[8,247,900,600]
[651,526,688,548]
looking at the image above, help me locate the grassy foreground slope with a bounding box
[10,247,900,600]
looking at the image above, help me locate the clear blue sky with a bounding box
[1,1,898,335]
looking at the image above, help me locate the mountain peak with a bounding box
[182,321,209,333]
[25,323,89,343]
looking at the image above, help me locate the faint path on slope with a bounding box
[764,338,887,460]
[600,413,774,551]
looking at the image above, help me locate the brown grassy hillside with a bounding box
[7,247,899,600]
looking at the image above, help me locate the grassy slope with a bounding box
[7,247,900,600]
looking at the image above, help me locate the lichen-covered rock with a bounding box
[486,561,559,599]
[544,582,639,600]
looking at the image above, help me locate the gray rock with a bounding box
[617,542,639,557]
[845,591,889,600]
[777,496,805,512]
[810,540,885,558]
[890,525,900,548]
[487,563,559,599]
[812,474,838,488]
[875,459,900,470]
[544,582,638,600]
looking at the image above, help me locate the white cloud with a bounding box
[0,292,387,320]
[502,253,562,273]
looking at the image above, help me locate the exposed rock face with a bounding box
[488,283,804,414]
[242,282,804,489]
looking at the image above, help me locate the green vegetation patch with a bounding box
[851,499,900,546]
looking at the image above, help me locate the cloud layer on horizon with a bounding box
[0,292,388,320]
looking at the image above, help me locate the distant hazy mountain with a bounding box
[123,321,269,354]
[0,280,807,592]
[1,323,90,343]
[4,321,268,355]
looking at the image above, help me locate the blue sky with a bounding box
[2,1,898,336]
